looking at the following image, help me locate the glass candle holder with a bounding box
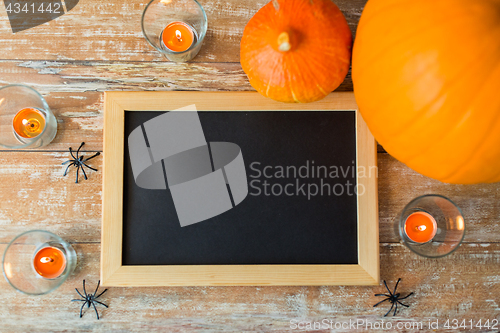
[396,194,465,258]
[142,0,207,62]
[2,230,76,295]
[0,84,57,149]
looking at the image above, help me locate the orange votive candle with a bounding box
[33,246,66,279]
[13,107,46,139]
[404,211,437,243]
[161,21,194,52]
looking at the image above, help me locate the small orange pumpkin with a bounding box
[240,0,352,103]
[352,0,500,184]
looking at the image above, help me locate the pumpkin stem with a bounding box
[278,32,291,52]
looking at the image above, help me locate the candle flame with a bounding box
[40,256,54,263]
[22,119,28,125]
[416,225,427,232]
[175,30,182,41]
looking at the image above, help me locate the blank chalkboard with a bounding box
[102,91,379,286]
[123,110,358,265]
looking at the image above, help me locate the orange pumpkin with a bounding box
[352,0,500,184]
[240,0,352,103]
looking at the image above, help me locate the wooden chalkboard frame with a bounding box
[102,91,379,286]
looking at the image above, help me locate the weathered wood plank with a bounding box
[0,91,104,152]
[378,155,500,243]
[0,0,366,63]
[0,63,353,152]
[0,243,498,332]
[0,152,102,243]
[0,152,499,244]
[0,61,251,92]
[0,60,353,92]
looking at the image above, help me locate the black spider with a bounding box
[62,142,100,183]
[373,278,414,317]
[72,280,108,319]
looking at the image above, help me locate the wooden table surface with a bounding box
[1,0,499,332]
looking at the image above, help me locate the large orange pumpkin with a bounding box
[240,0,352,103]
[352,0,500,184]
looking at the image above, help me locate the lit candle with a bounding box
[13,107,46,139]
[404,211,437,243]
[161,21,195,52]
[33,246,66,279]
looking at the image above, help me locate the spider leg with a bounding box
[83,152,100,162]
[82,163,98,172]
[95,288,108,299]
[72,299,86,302]
[69,147,77,160]
[398,292,414,300]
[92,280,101,297]
[83,279,87,297]
[393,278,401,295]
[62,159,73,165]
[63,162,76,176]
[383,280,393,296]
[397,300,410,307]
[92,301,100,320]
[373,298,390,307]
[76,166,80,183]
[384,302,394,317]
[75,287,85,299]
[94,300,109,308]
[393,302,399,316]
[81,165,88,180]
[76,142,85,159]
[79,301,86,318]
[374,293,391,297]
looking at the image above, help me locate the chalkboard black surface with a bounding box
[122,110,358,266]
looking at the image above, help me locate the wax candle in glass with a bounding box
[396,194,465,258]
[0,84,57,149]
[142,0,207,62]
[404,211,437,243]
[33,246,67,279]
[161,21,195,52]
[2,230,76,295]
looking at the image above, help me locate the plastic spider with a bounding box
[72,280,108,319]
[373,278,414,317]
[62,142,100,183]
